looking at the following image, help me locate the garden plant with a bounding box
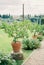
[0,20,44,65]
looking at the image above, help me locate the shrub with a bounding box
[22,38,41,50]
[0,52,16,65]
[42,30,44,36]
[22,38,30,50]
[37,35,43,41]
[31,39,41,49]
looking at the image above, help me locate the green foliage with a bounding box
[22,38,41,50]
[1,22,14,37]
[0,20,44,43]
[0,52,16,65]
[22,38,30,49]
[37,35,43,41]
[30,39,41,49]
[42,30,44,35]
[40,25,44,35]
[0,20,42,35]
[41,25,44,30]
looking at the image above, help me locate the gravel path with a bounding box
[22,40,44,65]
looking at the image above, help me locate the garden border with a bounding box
[22,40,43,65]
[22,49,36,65]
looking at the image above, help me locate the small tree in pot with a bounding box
[2,22,29,52]
[11,35,22,52]
[11,28,28,52]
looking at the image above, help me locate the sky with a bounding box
[0,0,44,15]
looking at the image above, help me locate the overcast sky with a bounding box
[0,0,44,15]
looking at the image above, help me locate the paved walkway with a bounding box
[22,40,44,65]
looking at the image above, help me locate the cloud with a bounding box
[0,0,44,15]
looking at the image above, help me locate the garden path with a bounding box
[22,40,44,65]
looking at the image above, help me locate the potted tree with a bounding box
[11,28,29,52]
[2,22,28,52]
[11,36,22,52]
[11,26,29,52]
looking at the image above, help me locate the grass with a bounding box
[0,29,32,65]
[0,29,12,54]
[23,49,32,60]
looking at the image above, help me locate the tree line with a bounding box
[0,14,11,18]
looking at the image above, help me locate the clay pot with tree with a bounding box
[11,36,22,52]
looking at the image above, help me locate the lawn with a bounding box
[0,29,32,65]
[0,29,12,54]
[23,49,32,60]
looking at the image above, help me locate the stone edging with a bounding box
[22,50,36,65]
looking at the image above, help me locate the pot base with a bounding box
[11,50,24,60]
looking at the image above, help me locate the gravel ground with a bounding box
[22,40,44,65]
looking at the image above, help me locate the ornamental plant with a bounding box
[37,35,43,41]
[22,38,41,50]
[0,52,16,65]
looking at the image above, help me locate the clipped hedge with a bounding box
[22,38,41,50]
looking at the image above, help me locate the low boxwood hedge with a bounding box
[22,38,41,50]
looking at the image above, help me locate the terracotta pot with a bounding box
[11,41,21,52]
